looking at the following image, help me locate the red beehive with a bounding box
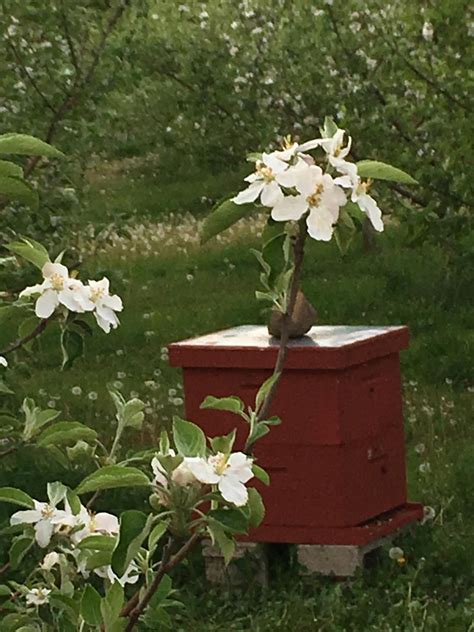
[169,325,423,545]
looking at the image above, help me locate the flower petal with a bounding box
[271,195,308,221]
[260,181,283,208]
[35,519,54,548]
[358,194,384,232]
[42,262,68,280]
[232,182,263,205]
[306,207,336,241]
[94,512,119,534]
[186,457,220,484]
[218,475,248,506]
[10,509,41,525]
[35,289,59,318]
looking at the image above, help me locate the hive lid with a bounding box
[168,325,409,370]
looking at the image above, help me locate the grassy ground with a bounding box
[0,170,473,630]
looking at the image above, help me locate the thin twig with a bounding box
[122,533,201,630]
[257,219,307,422]
[0,315,54,356]
[59,0,81,77]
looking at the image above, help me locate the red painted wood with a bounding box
[169,326,421,544]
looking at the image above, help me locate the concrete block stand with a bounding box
[202,541,268,587]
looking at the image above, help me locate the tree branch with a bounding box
[0,315,54,356]
[123,532,201,630]
[6,41,56,114]
[257,219,307,422]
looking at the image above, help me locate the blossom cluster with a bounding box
[152,450,254,507]
[20,262,123,333]
[11,494,136,607]
[233,125,384,241]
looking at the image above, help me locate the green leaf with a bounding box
[60,329,84,371]
[247,488,265,528]
[0,133,64,157]
[6,238,50,270]
[148,522,168,553]
[22,398,60,441]
[0,487,34,508]
[66,489,81,515]
[252,464,270,486]
[0,379,14,395]
[255,373,279,412]
[356,160,417,185]
[172,416,206,457]
[148,575,173,609]
[80,585,102,627]
[17,316,39,353]
[208,507,248,534]
[77,534,117,552]
[85,550,113,570]
[207,523,235,565]
[200,395,244,415]
[210,429,236,455]
[334,206,357,256]
[322,116,338,138]
[112,510,152,577]
[9,535,34,569]
[159,430,170,454]
[200,198,254,244]
[37,421,97,447]
[47,481,68,505]
[0,176,38,208]
[247,423,271,447]
[101,582,124,630]
[0,160,23,178]
[76,465,150,495]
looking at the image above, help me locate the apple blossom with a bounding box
[41,551,60,571]
[333,160,384,232]
[186,452,253,506]
[19,262,90,318]
[152,451,198,488]
[0,356,7,367]
[85,277,123,333]
[26,587,51,606]
[232,152,294,207]
[10,499,74,548]
[271,164,347,241]
[69,504,119,544]
[95,560,140,586]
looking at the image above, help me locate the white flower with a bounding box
[86,277,123,333]
[11,500,72,548]
[70,505,119,544]
[232,152,295,207]
[41,551,60,571]
[19,262,91,319]
[422,21,434,42]
[95,561,140,586]
[389,546,405,561]
[26,587,51,606]
[186,452,253,506]
[271,164,347,241]
[333,160,384,232]
[0,356,7,368]
[422,506,436,524]
[151,452,197,488]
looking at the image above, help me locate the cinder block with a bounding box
[297,535,394,577]
[202,540,268,586]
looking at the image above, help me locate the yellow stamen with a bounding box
[256,162,274,182]
[306,183,324,207]
[50,273,65,291]
[210,452,228,476]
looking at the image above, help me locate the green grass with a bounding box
[0,170,473,630]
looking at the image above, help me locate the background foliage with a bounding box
[0,0,473,630]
